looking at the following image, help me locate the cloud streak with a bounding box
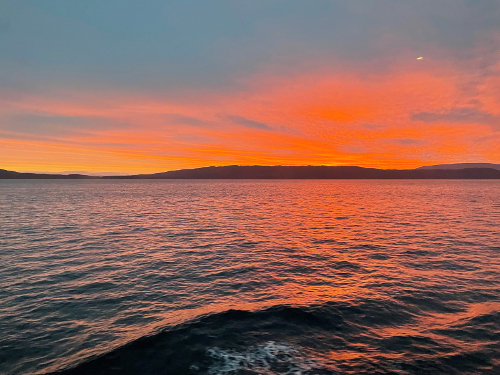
[411,108,500,127]
[163,114,208,127]
[225,115,271,130]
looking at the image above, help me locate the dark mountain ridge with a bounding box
[417,163,500,170]
[2,165,500,179]
[0,169,98,179]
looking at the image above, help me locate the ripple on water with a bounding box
[0,180,499,375]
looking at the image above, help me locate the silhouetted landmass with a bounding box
[417,163,500,170]
[2,165,500,179]
[0,169,98,179]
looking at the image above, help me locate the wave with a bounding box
[47,299,500,375]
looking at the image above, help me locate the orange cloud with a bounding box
[1,58,499,173]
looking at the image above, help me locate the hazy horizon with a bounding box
[4,161,500,176]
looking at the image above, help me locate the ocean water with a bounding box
[1,180,499,375]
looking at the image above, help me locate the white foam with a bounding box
[207,341,330,375]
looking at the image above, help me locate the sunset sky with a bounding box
[1,0,499,174]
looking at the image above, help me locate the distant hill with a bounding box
[0,169,98,179]
[2,165,500,179]
[117,165,500,179]
[417,163,500,170]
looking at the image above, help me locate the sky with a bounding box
[1,0,499,173]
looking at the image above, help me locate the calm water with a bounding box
[1,180,499,375]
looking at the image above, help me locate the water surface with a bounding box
[1,180,499,374]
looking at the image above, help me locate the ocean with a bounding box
[1,180,499,375]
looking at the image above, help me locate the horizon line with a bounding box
[4,162,500,177]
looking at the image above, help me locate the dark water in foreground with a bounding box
[1,180,499,375]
